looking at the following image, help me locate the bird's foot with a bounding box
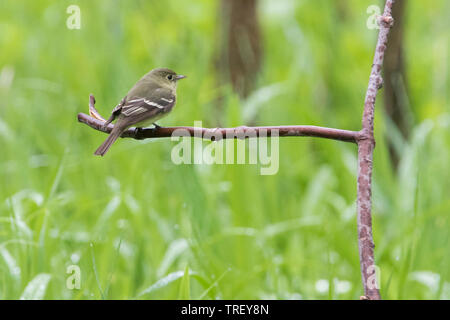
[134,127,145,140]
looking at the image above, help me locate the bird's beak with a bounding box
[175,74,187,80]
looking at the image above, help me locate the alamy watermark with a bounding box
[366,5,381,30]
[366,264,381,290]
[170,121,280,175]
[66,5,81,30]
[66,265,81,289]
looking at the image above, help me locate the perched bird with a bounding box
[94,68,186,156]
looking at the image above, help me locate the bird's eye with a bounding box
[167,74,173,80]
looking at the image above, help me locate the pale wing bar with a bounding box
[121,96,174,117]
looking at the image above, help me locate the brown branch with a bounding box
[77,94,359,143]
[356,0,395,300]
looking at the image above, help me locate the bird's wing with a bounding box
[121,88,175,116]
[111,98,126,115]
[103,96,127,127]
[117,88,176,126]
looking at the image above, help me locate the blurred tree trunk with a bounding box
[335,0,349,22]
[216,0,262,104]
[383,0,412,169]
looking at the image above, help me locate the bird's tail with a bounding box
[94,126,125,156]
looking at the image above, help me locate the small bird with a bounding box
[94,68,186,156]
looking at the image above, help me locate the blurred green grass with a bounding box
[0,0,449,299]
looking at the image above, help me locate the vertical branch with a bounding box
[357,0,395,300]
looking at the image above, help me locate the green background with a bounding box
[0,0,449,299]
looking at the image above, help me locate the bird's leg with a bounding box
[134,127,145,140]
[153,123,163,129]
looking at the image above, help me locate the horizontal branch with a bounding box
[77,94,359,143]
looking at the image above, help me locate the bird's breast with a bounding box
[133,112,168,128]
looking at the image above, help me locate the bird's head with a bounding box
[147,68,186,90]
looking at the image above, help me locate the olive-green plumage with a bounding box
[94,68,186,156]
